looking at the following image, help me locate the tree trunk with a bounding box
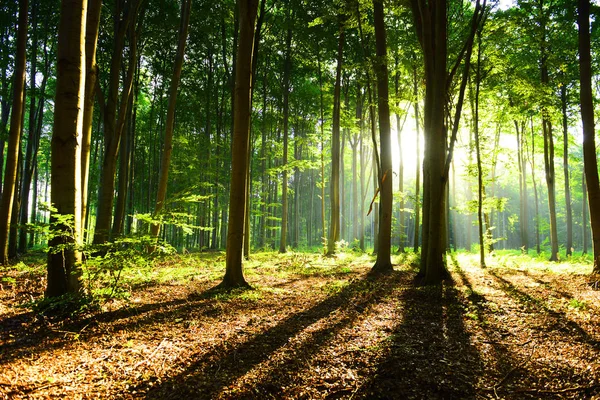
[577,0,600,274]
[326,21,344,256]
[93,0,138,244]
[221,0,259,289]
[561,85,573,257]
[148,0,191,247]
[412,63,421,254]
[279,18,292,254]
[371,0,393,273]
[529,117,541,254]
[80,0,102,235]
[395,66,405,254]
[0,0,27,264]
[18,1,39,253]
[46,0,86,297]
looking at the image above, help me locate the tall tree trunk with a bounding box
[18,0,39,253]
[561,85,573,257]
[473,37,485,267]
[81,0,102,235]
[0,0,27,264]
[149,0,191,245]
[395,64,405,254]
[578,0,600,274]
[93,0,138,244]
[412,63,421,254]
[539,0,559,261]
[279,17,292,254]
[221,0,259,288]
[530,117,541,254]
[516,119,529,252]
[371,0,393,273]
[46,0,86,297]
[326,20,344,256]
[317,54,326,248]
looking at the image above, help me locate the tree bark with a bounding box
[577,0,600,274]
[93,0,138,244]
[0,0,27,264]
[46,0,86,297]
[371,0,393,273]
[326,20,344,256]
[561,85,573,257]
[221,0,259,288]
[279,17,292,254]
[148,0,192,247]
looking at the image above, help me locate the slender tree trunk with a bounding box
[516,119,529,252]
[221,0,259,289]
[395,66,405,254]
[317,55,326,248]
[46,0,86,297]
[578,0,600,274]
[149,0,191,245]
[529,117,541,254]
[326,21,344,256]
[93,0,138,244]
[18,1,39,253]
[412,63,421,254]
[561,85,573,257]
[279,18,292,254]
[0,0,27,264]
[583,173,588,255]
[473,38,485,267]
[81,0,102,235]
[371,0,393,273]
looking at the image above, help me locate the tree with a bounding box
[220,0,259,289]
[577,0,600,274]
[149,0,192,246]
[0,0,27,265]
[326,15,344,256]
[46,0,87,297]
[371,0,393,273]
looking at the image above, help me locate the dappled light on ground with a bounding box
[1,250,599,399]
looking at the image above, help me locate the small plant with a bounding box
[568,298,587,311]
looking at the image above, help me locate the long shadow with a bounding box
[488,269,600,349]
[137,271,409,399]
[357,273,484,399]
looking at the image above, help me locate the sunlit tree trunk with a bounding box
[80,0,102,236]
[19,0,39,253]
[578,0,600,274]
[371,0,393,273]
[279,18,292,254]
[395,60,405,254]
[412,63,421,254]
[0,0,27,264]
[529,117,541,254]
[46,0,86,297]
[515,119,528,252]
[221,0,259,288]
[326,20,344,256]
[561,85,573,257]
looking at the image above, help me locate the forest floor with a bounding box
[1,249,600,399]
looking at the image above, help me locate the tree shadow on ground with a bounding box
[356,271,485,399]
[137,271,408,399]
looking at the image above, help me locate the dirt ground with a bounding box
[1,251,599,399]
